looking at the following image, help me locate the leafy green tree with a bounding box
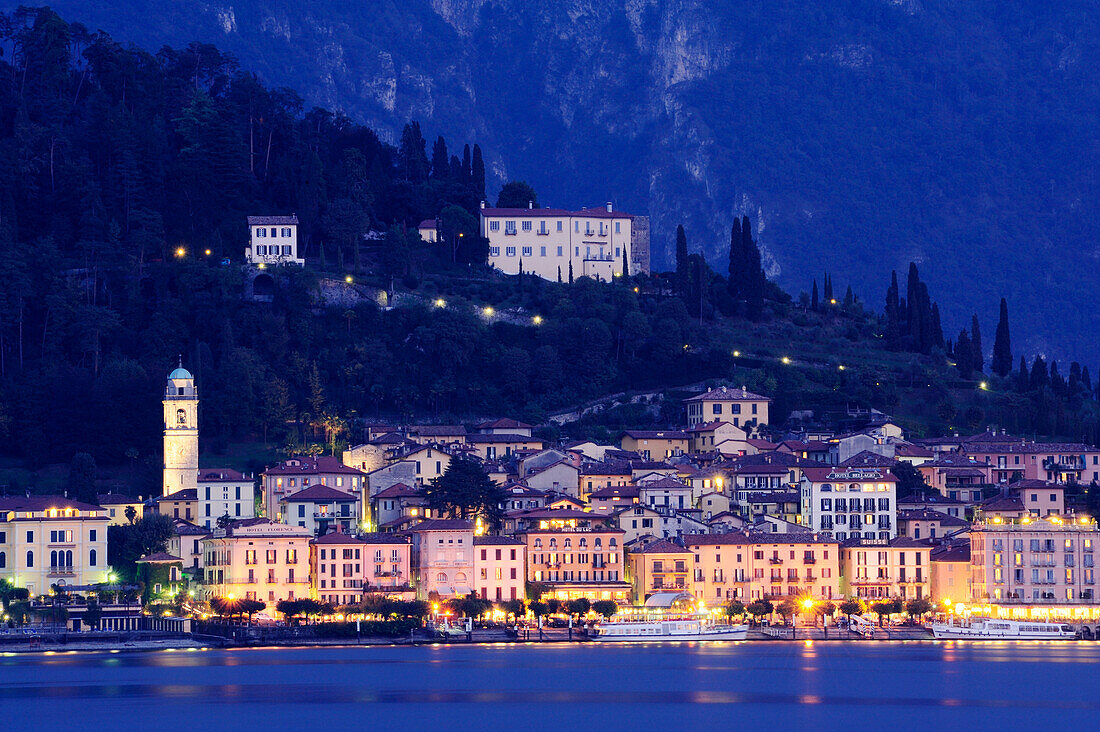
[839,598,864,627]
[746,599,774,620]
[496,181,538,209]
[82,601,103,630]
[775,599,797,624]
[905,597,933,621]
[567,598,591,616]
[591,600,618,619]
[529,600,549,618]
[725,600,746,619]
[892,461,929,499]
[107,513,176,580]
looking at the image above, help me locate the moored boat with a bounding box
[931,619,1076,640]
[593,617,748,642]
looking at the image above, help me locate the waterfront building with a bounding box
[686,532,840,604]
[0,496,109,597]
[683,386,771,428]
[519,513,630,602]
[408,519,476,600]
[479,202,637,281]
[839,537,932,600]
[628,538,695,602]
[154,489,197,522]
[197,469,255,529]
[473,536,526,602]
[799,466,898,540]
[245,214,304,265]
[201,518,312,604]
[261,456,365,521]
[930,541,972,605]
[311,532,412,605]
[970,516,1098,605]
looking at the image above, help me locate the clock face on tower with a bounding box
[174,444,187,461]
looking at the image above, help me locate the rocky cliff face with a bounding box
[10,0,1100,360]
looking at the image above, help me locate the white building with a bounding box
[197,469,256,529]
[479,202,635,281]
[800,467,899,540]
[202,518,312,604]
[245,214,303,266]
[0,496,109,596]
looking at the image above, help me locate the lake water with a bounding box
[3,641,1099,729]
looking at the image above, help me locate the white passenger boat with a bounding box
[593,617,749,642]
[931,619,1076,640]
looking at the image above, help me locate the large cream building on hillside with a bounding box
[479,202,648,281]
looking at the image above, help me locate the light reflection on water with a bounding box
[3,642,1099,728]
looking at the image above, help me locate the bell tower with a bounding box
[163,358,199,496]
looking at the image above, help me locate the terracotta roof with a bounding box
[477,418,534,430]
[839,451,898,468]
[589,485,640,499]
[358,533,411,544]
[264,456,365,476]
[417,219,437,229]
[159,489,198,502]
[474,536,525,545]
[841,536,930,549]
[311,532,366,545]
[282,485,357,502]
[894,443,935,458]
[96,493,140,505]
[466,434,543,444]
[409,519,475,531]
[684,531,837,546]
[980,495,1025,511]
[372,483,420,499]
[622,430,689,440]
[931,542,971,562]
[801,466,897,483]
[897,509,970,526]
[247,214,298,225]
[638,477,692,490]
[480,206,634,219]
[684,386,771,403]
[408,425,467,437]
[637,538,692,554]
[136,552,183,563]
[172,519,208,535]
[741,491,800,504]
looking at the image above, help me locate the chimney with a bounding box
[480,200,485,210]
[742,386,748,397]
[528,200,533,209]
[606,202,613,213]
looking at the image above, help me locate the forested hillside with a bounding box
[5,1,1100,362]
[1,9,1099,492]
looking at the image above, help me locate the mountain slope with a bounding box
[7,1,1100,360]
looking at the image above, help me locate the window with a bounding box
[286,549,298,564]
[522,246,532,256]
[556,246,563,256]
[506,246,516,257]
[0,552,4,568]
[490,246,500,256]
[540,246,546,257]
[26,551,33,568]
[282,227,292,237]
[522,221,532,231]
[505,221,516,235]
[490,220,500,231]
[557,221,563,232]
[256,228,266,238]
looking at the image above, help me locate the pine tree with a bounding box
[992,297,1012,377]
[676,224,689,299]
[885,271,901,350]
[727,218,742,302]
[970,315,983,372]
[471,144,486,200]
[397,121,429,183]
[811,280,820,312]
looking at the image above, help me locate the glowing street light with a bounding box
[532,315,543,325]
[175,247,186,258]
[434,298,447,308]
[345,275,353,284]
[732,350,741,357]
[204,249,212,256]
[838,364,846,371]
[979,381,988,390]
[781,356,792,365]
[483,306,494,317]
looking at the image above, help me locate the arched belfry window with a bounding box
[177,409,186,425]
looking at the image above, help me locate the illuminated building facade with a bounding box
[0,496,109,597]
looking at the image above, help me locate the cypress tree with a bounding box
[726,218,742,301]
[970,315,983,372]
[811,280,820,312]
[1050,361,1065,397]
[557,265,561,283]
[823,272,833,303]
[1029,356,1049,391]
[1082,366,1093,398]
[462,144,472,186]
[992,298,1012,377]
[430,136,449,179]
[955,329,973,377]
[844,285,854,307]
[1016,356,1030,392]
[917,282,933,353]
[931,303,945,349]
[676,224,689,299]
[742,216,765,320]
[906,262,921,343]
[885,271,901,350]
[621,246,629,277]
[471,144,485,200]
[568,260,573,284]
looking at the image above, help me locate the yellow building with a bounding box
[521,514,630,602]
[0,496,109,597]
[464,434,546,461]
[620,430,689,460]
[201,518,312,605]
[162,364,199,497]
[96,493,146,526]
[683,386,771,428]
[839,537,932,600]
[628,538,695,602]
[685,532,840,604]
[930,542,971,605]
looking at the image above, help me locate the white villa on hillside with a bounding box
[246,214,303,266]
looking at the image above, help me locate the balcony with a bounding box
[769,557,783,565]
[47,567,75,577]
[1043,457,1084,472]
[803,557,817,564]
